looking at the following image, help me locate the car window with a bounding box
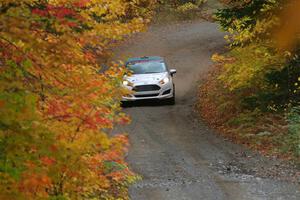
[126,61,166,74]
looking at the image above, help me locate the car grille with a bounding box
[134,93,159,98]
[133,85,161,92]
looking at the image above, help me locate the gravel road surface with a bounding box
[115,20,300,200]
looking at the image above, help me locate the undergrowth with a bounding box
[197,66,300,162]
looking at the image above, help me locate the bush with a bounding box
[176,2,199,12]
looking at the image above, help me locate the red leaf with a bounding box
[74,0,91,8]
[31,9,48,17]
[40,156,56,166]
[0,100,5,108]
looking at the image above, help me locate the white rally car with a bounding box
[122,56,176,105]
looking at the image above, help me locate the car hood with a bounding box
[126,72,168,85]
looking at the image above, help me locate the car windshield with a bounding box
[126,61,166,74]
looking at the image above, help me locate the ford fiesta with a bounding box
[122,56,176,105]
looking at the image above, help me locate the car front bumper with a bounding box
[122,83,174,101]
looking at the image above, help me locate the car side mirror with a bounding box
[170,69,177,76]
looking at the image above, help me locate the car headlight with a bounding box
[159,77,170,85]
[123,80,133,87]
[123,80,129,86]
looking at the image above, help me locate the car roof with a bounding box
[126,56,164,64]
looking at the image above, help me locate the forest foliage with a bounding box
[199,0,300,158]
[155,0,209,21]
[0,0,157,199]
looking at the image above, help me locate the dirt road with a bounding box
[116,20,300,200]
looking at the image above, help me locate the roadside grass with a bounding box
[197,66,300,164]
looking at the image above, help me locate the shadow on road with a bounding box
[121,99,174,108]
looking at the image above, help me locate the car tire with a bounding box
[166,95,175,105]
[121,101,130,107]
[166,86,175,105]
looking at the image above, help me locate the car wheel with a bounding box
[166,87,175,105]
[121,101,130,107]
[166,95,175,105]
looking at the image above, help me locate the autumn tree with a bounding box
[0,0,157,199]
[198,0,300,157]
[214,0,296,109]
